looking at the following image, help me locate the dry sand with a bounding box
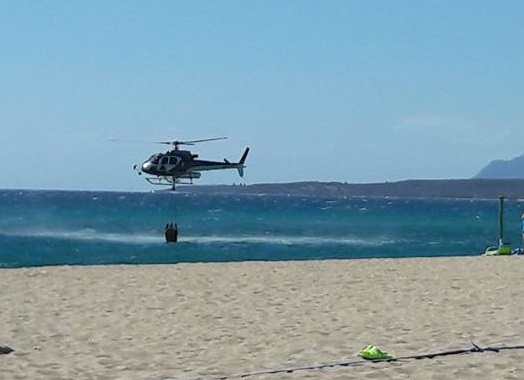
[1,257,524,380]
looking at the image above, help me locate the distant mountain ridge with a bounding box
[184,179,524,199]
[475,153,524,179]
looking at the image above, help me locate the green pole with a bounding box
[498,195,504,245]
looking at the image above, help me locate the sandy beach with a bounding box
[1,257,524,380]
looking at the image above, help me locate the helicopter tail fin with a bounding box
[237,147,250,177]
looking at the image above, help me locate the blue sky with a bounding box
[1,1,523,191]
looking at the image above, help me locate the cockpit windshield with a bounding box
[148,154,162,165]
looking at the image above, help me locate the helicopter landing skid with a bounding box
[145,177,194,190]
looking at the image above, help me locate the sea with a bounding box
[1,189,523,268]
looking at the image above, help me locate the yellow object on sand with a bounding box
[483,244,512,256]
[358,345,393,360]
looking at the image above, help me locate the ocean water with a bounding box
[0,189,522,268]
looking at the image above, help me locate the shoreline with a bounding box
[2,257,524,379]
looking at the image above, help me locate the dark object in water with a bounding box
[0,345,14,355]
[165,223,178,243]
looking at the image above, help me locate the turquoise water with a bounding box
[0,189,522,268]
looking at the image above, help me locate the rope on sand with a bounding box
[199,342,524,380]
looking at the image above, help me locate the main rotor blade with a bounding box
[156,137,227,146]
[183,137,227,144]
[110,137,228,146]
[155,140,187,145]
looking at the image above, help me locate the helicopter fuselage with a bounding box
[127,137,249,190]
[137,146,249,189]
[141,149,239,176]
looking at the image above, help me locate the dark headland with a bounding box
[183,179,524,199]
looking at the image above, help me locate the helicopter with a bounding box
[133,137,250,190]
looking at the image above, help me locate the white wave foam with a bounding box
[1,230,396,247]
[182,235,391,246]
[3,229,160,245]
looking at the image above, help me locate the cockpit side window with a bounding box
[169,157,178,165]
[160,157,168,165]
